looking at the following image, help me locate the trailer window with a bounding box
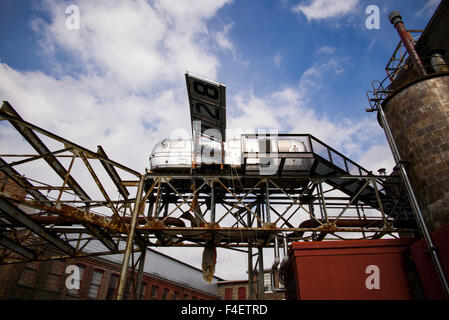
[278,140,291,152]
[259,139,271,154]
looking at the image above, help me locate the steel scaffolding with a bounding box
[0,101,417,299]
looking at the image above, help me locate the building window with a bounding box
[161,288,169,300]
[238,287,246,300]
[67,265,85,295]
[45,260,65,291]
[264,273,272,292]
[182,293,188,300]
[150,285,158,300]
[224,288,232,300]
[172,291,179,300]
[18,261,40,287]
[140,282,147,300]
[106,274,119,300]
[88,270,104,299]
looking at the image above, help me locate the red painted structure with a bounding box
[410,223,449,300]
[283,239,416,300]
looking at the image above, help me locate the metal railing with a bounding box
[241,133,371,177]
[366,29,449,112]
[367,57,449,113]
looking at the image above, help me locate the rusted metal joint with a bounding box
[144,219,166,229]
[262,222,276,229]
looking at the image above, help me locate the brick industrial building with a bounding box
[0,252,286,300]
[0,244,222,300]
[217,269,285,300]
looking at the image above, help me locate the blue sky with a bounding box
[0,0,441,279]
[0,1,438,154]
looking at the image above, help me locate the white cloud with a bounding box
[31,0,233,91]
[229,59,390,172]
[214,22,235,52]
[358,144,395,175]
[273,52,283,67]
[1,0,235,168]
[297,57,346,90]
[416,0,440,17]
[316,45,336,55]
[292,0,359,21]
[213,22,249,66]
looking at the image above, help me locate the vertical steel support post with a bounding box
[55,154,76,207]
[255,202,264,299]
[247,245,254,299]
[318,180,329,224]
[163,193,169,218]
[378,105,449,298]
[256,200,262,228]
[372,178,388,228]
[134,248,147,300]
[258,246,265,300]
[210,180,215,224]
[116,175,145,300]
[247,206,254,299]
[265,179,271,223]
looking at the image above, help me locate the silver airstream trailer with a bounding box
[149,135,311,174]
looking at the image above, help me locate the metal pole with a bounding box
[378,105,449,298]
[210,180,215,224]
[258,246,265,300]
[134,248,147,300]
[318,180,329,224]
[247,244,254,299]
[116,175,145,300]
[247,206,254,299]
[389,11,427,78]
[265,179,271,223]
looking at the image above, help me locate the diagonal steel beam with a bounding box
[0,197,74,255]
[164,179,208,224]
[1,102,91,202]
[79,151,121,219]
[0,234,35,260]
[82,224,118,253]
[97,146,130,200]
[270,180,323,226]
[117,175,145,300]
[0,103,139,249]
[267,205,294,228]
[332,180,371,224]
[0,157,118,253]
[0,101,140,177]
[0,147,73,170]
[0,157,52,206]
[216,179,264,225]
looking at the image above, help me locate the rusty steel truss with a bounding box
[0,101,417,299]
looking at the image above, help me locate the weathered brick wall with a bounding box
[383,75,449,232]
[0,256,219,300]
[217,281,250,300]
